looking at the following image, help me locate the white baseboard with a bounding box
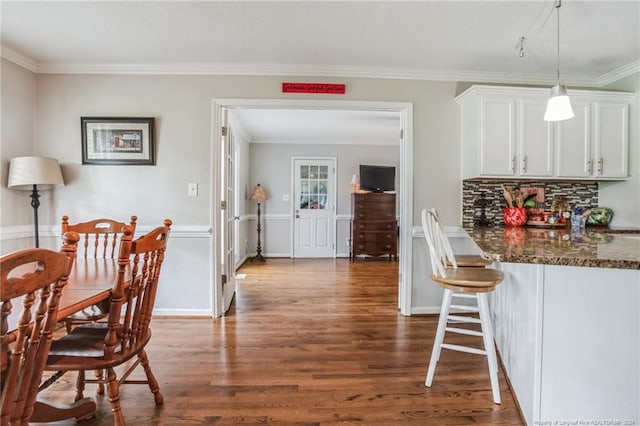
[152,308,212,317]
[410,306,443,315]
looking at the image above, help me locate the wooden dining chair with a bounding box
[44,219,172,426]
[60,215,137,333]
[1,232,79,426]
[421,208,504,404]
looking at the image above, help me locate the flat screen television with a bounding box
[359,165,395,193]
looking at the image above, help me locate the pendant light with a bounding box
[544,0,574,121]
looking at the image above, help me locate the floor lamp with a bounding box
[8,156,65,248]
[249,183,268,262]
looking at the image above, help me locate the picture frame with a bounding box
[81,117,155,165]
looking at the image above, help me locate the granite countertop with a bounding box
[465,226,640,270]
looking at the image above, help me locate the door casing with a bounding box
[211,98,414,318]
[291,156,337,258]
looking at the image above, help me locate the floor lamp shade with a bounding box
[7,156,65,247]
[249,184,267,202]
[8,156,64,189]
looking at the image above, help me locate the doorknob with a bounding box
[295,214,300,219]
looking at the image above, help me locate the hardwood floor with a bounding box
[39,258,524,425]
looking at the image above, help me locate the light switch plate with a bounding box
[188,183,198,197]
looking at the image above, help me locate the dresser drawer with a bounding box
[354,231,396,242]
[353,209,395,220]
[352,193,396,204]
[353,241,396,254]
[353,221,396,232]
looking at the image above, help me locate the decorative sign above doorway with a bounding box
[282,82,346,94]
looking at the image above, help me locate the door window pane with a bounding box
[298,163,329,210]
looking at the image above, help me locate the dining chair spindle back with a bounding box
[60,215,137,334]
[1,232,79,426]
[62,215,137,260]
[44,219,172,426]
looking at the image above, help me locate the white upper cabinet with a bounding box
[592,101,629,179]
[457,85,634,180]
[555,100,591,178]
[479,96,516,176]
[518,97,554,177]
[556,99,630,179]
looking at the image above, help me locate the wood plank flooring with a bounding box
[39,258,524,425]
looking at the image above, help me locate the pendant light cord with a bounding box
[556,0,561,83]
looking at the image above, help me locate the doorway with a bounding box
[292,157,337,258]
[212,99,414,317]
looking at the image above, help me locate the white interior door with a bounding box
[220,109,237,313]
[293,158,336,258]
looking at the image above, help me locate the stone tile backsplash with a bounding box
[462,179,599,228]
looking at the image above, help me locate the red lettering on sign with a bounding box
[282,82,346,94]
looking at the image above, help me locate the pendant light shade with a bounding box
[544,84,574,121]
[544,0,574,122]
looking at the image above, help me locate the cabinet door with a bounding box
[555,101,591,178]
[593,102,629,178]
[480,97,516,176]
[519,98,554,177]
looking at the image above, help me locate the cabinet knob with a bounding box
[587,159,593,175]
[386,245,392,249]
[358,245,364,249]
[511,156,516,173]
[597,157,604,174]
[522,156,528,173]
[359,234,365,239]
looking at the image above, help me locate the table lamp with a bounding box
[249,183,268,262]
[8,156,65,247]
[351,174,359,193]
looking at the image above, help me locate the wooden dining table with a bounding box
[25,257,128,423]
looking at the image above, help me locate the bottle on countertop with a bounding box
[551,195,571,224]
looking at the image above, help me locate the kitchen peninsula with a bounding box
[465,226,640,425]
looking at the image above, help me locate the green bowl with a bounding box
[587,208,613,226]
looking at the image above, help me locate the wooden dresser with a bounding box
[350,193,397,261]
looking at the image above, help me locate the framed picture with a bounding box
[81,117,155,165]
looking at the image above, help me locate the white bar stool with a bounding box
[421,208,504,404]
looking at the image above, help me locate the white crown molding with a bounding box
[32,61,602,86]
[0,45,38,72]
[598,60,640,87]
[2,44,635,87]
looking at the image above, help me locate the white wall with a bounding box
[1,59,638,315]
[2,70,462,314]
[600,72,640,227]
[248,142,399,257]
[1,59,38,250]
